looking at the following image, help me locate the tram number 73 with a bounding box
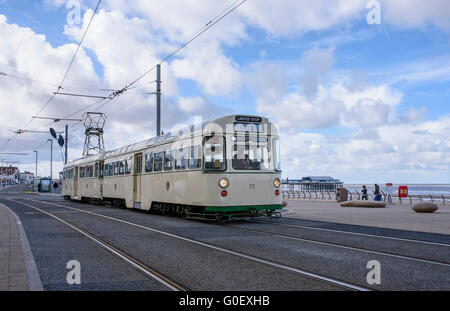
[249,184,255,190]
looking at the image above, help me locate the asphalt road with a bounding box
[1,192,449,291]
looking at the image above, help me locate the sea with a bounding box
[344,184,450,196]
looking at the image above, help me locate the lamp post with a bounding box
[48,139,53,183]
[33,151,38,192]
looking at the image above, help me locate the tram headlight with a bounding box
[273,178,281,188]
[219,178,229,189]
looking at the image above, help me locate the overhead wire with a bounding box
[2,0,103,151]
[0,71,115,93]
[2,0,247,153]
[123,0,247,92]
[18,0,103,132]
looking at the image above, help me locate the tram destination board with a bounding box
[235,116,262,122]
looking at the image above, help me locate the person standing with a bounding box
[374,184,381,201]
[362,185,368,200]
[53,181,59,194]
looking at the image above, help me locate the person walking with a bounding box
[53,181,59,194]
[361,185,368,200]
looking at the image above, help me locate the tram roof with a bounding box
[64,115,274,168]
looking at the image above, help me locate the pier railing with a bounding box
[281,185,449,206]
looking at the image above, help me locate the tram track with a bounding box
[224,222,450,268]
[8,198,187,291]
[249,218,450,247]
[14,197,372,291]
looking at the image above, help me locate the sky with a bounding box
[0,0,449,184]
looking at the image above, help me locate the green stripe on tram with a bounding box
[205,204,282,212]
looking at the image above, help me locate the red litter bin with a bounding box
[398,186,408,198]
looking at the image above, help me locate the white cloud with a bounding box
[281,115,450,183]
[257,90,344,130]
[170,40,243,96]
[301,47,334,99]
[382,0,450,29]
[256,79,402,131]
[240,0,366,35]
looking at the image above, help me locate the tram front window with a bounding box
[232,136,270,171]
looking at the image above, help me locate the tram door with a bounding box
[74,166,79,199]
[133,154,143,208]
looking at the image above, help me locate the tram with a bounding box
[62,115,282,221]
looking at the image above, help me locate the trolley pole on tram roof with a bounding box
[156,64,161,137]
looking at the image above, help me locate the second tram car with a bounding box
[62,115,282,221]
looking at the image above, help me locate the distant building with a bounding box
[0,166,19,175]
[283,176,343,192]
[19,171,35,184]
[0,166,20,186]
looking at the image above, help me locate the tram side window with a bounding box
[108,163,113,176]
[89,165,94,178]
[114,162,119,175]
[203,135,226,171]
[95,163,99,178]
[175,148,186,170]
[188,145,201,169]
[154,152,163,172]
[125,157,132,174]
[145,153,153,172]
[104,164,109,177]
[119,160,125,175]
[164,150,174,171]
[80,167,84,178]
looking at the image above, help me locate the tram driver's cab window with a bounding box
[203,135,226,171]
[232,136,270,171]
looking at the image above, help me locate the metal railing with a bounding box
[281,188,449,206]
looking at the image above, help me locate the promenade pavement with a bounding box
[0,202,42,291]
[0,203,28,290]
[283,199,450,235]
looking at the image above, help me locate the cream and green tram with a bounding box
[63,115,283,221]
